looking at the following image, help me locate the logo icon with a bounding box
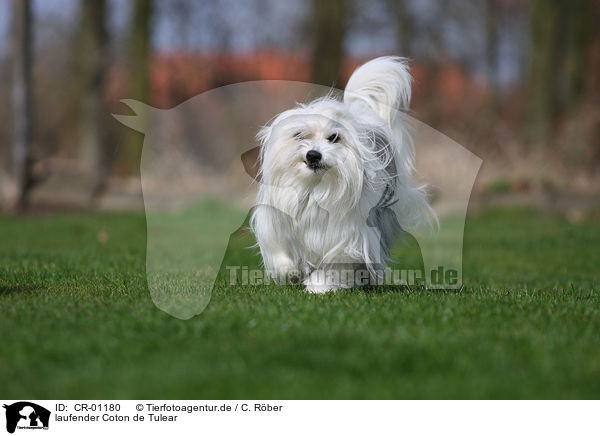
[3,402,50,434]
[114,81,481,318]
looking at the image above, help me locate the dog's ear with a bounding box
[241,147,261,182]
[343,56,412,126]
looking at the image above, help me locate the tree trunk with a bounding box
[485,0,500,115]
[310,0,347,87]
[6,0,33,212]
[389,0,414,57]
[565,0,594,109]
[528,0,562,141]
[118,0,153,175]
[75,0,109,201]
[591,1,600,169]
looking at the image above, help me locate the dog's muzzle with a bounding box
[305,150,324,171]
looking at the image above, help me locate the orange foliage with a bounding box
[107,51,488,114]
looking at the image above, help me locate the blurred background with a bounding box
[0,0,599,217]
[2,0,600,401]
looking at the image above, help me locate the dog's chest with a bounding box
[292,201,335,260]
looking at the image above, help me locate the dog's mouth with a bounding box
[304,161,328,173]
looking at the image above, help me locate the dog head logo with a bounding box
[3,402,50,434]
[114,78,481,317]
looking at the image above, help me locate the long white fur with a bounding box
[250,57,435,293]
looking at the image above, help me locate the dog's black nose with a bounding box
[306,150,322,164]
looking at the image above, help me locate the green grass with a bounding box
[0,204,599,399]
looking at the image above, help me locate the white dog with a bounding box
[250,57,435,293]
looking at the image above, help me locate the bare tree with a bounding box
[565,0,595,109]
[6,0,33,212]
[74,0,109,201]
[310,0,347,87]
[528,0,562,141]
[389,0,414,57]
[484,0,500,114]
[528,0,597,141]
[118,0,154,174]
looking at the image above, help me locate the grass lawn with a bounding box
[0,203,599,399]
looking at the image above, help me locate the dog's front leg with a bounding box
[303,270,341,294]
[303,260,367,293]
[252,204,303,284]
[266,251,302,285]
[303,265,359,294]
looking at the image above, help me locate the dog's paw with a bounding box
[269,253,301,284]
[303,283,339,294]
[303,270,340,294]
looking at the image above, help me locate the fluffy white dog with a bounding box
[250,57,435,293]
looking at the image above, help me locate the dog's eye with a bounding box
[293,132,305,140]
[327,133,340,143]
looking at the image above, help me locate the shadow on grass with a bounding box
[0,285,46,296]
[361,284,464,295]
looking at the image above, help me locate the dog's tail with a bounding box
[343,56,412,126]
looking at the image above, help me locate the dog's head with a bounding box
[256,57,413,213]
